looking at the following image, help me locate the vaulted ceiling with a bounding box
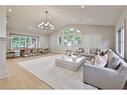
[6,6,124,34]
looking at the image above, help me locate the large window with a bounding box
[117,27,124,58]
[58,28,81,45]
[11,34,39,50]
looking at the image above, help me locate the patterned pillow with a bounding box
[99,49,107,56]
[90,48,97,54]
[106,57,120,70]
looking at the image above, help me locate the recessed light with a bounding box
[8,8,12,12]
[89,19,92,22]
[81,5,84,8]
[71,19,74,22]
[57,9,61,12]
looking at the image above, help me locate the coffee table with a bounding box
[55,55,86,71]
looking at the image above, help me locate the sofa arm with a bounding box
[83,63,126,89]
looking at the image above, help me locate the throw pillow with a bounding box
[91,58,95,65]
[78,48,83,53]
[75,49,78,53]
[82,48,85,53]
[115,62,122,70]
[85,48,90,54]
[101,54,108,62]
[76,48,82,53]
[94,54,108,67]
[100,49,107,56]
[87,48,90,54]
[84,48,87,54]
[106,57,120,70]
[90,48,97,54]
[117,62,127,73]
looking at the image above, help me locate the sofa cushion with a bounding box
[76,48,83,53]
[84,48,90,54]
[117,61,127,71]
[118,64,127,78]
[116,62,122,71]
[94,54,108,67]
[98,49,107,56]
[90,48,97,54]
[81,48,85,53]
[106,57,120,70]
[107,49,117,58]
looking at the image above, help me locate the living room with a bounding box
[0,5,127,89]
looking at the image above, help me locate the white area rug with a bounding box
[17,54,97,89]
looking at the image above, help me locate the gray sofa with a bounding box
[83,49,127,89]
[74,48,100,60]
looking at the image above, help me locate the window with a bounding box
[117,27,124,58]
[58,28,81,45]
[11,34,39,50]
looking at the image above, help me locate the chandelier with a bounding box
[38,11,54,31]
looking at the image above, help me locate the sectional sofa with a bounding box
[74,48,100,60]
[83,49,127,89]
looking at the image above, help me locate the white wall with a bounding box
[6,29,49,49]
[0,6,7,79]
[115,7,127,61]
[0,7,6,37]
[49,24,115,53]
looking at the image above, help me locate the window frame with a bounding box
[10,33,39,49]
[58,27,81,46]
[117,27,125,58]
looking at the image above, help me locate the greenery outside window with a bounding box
[117,27,124,58]
[59,28,81,45]
[11,34,39,50]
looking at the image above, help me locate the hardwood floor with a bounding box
[0,53,58,89]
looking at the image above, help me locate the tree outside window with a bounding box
[60,27,81,45]
[11,34,39,49]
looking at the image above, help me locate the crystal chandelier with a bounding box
[38,11,54,31]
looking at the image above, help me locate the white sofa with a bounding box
[83,49,127,89]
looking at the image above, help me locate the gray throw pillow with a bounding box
[106,57,120,70]
[90,48,97,54]
[79,48,83,53]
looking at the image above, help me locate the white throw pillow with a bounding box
[85,48,90,54]
[101,54,108,62]
[94,54,108,67]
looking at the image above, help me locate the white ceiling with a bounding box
[6,6,124,34]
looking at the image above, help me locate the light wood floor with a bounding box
[0,53,58,89]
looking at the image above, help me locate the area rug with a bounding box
[17,54,97,89]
